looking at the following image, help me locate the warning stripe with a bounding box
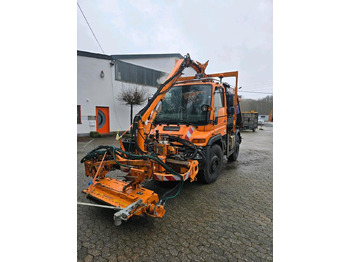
[184,126,195,141]
[153,171,191,181]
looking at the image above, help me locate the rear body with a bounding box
[242,111,258,132]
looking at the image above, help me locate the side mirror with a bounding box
[226,93,235,115]
[226,93,234,107]
[227,107,235,115]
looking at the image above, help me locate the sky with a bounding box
[77,0,272,99]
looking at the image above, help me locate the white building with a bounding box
[77,51,196,137]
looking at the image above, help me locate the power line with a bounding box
[242,83,273,89]
[239,91,273,94]
[244,85,273,89]
[77,2,105,54]
[240,85,273,92]
[243,81,273,88]
[242,87,273,92]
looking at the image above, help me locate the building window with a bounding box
[77,105,81,124]
[115,60,167,87]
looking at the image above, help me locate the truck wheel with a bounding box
[228,135,240,162]
[198,144,223,184]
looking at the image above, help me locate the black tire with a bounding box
[228,135,240,162]
[198,144,223,184]
[252,128,255,132]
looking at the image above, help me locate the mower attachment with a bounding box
[83,177,165,225]
[80,143,198,225]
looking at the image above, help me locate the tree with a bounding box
[240,95,273,115]
[118,86,149,125]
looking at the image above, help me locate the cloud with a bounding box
[78,0,273,98]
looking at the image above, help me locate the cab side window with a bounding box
[214,87,224,118]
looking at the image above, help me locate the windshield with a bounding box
[155,84,212,125]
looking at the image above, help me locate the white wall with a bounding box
[118,57,197,77]
[77,55,156,135]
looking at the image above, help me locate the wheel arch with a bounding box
[207,134,224,149]
[198,135,223,173]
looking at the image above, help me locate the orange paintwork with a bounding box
[83,177,162,217]
[270,109,273,122]
[82,55,241,222]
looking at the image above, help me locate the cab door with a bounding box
[213,86,227,135]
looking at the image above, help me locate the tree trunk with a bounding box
[130,104,133,125]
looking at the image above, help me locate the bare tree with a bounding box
[118,86,149,125]
[240,95,273,115]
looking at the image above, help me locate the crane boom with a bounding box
[132,54,203,153]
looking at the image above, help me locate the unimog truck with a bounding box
[79,54,243,225]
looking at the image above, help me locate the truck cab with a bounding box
[152,79,242,183]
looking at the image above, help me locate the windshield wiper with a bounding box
[177,120,198,128]
[155,119,198,128]
[154,118,176,125]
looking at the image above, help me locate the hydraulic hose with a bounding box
[81,145,185,204]
[168,135,198,159]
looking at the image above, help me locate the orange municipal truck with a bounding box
[79,54,243,225]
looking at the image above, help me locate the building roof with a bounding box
[77,50,112,60]
[78,50,184,61]
[111,53,184,60]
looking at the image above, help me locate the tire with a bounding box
[198,144,223,184]
[228,135,240,162]
[252,128,255,132]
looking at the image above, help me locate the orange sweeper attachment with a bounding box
[78,54,243,226]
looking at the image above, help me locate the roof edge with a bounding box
[77,50,112,60]
[111,53,184,60]
[77,50,184,60]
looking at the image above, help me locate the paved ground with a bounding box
[77,125,273,261]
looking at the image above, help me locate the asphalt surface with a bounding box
[77,125,273,261]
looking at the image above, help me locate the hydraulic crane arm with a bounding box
[131,54,203,153]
